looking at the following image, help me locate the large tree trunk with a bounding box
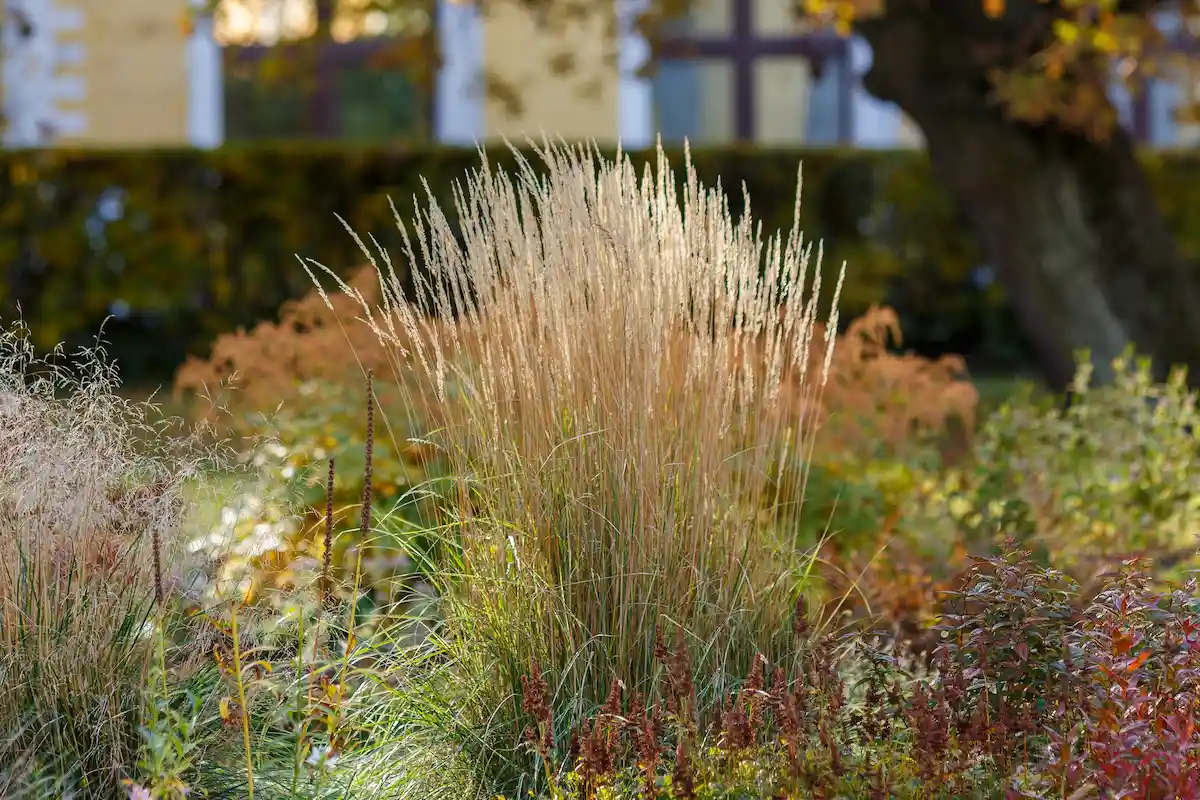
[857,4,1200,391]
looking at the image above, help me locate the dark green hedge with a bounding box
[3,145,1199,385]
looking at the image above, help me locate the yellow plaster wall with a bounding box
[481,2,619,143]
[58,0,191,146]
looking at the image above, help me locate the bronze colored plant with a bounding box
[322,456,335,610]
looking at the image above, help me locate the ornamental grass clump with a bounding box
[0,323,211,794]
[303,141,846,795]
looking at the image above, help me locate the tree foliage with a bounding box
[800,0,1200,138]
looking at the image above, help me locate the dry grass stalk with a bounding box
[322,457,336,610]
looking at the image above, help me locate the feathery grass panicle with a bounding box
[0,321,217,791]
[309,140,845,794]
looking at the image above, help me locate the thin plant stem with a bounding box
[290,611,305,799]
[151,516,168,697]
[298,456,338,792]
[339,547,365,693]
[230,601,255,799]
[311,457,336,697]
[155,616,169,700]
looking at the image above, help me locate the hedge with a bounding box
[3,145,1199,385]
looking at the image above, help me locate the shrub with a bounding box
[130,372,444,800]
[0,322,213,794]
[182,376,453,617]
[1040,562,1200,798]
[510,541,1200,799]
[173,265,401,430]
[753,305,978,561]
[909,349,1200,584]
[811,304,977,462]
[756,305,977,634]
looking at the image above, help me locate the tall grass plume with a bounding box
[304,141,846,794]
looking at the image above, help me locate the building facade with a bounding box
[441,0,924,149]
[1,0,222,147]
[1,0,1196,149]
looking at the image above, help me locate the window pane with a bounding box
[223,72,309,141]
[804,55,843,145]
[653,59,733,144]
[757,58,810,145]
[1148,67,1200,146]
[691,0,731,36]
[755,0,796,34]
[652,60,699,143]
[338,68,428,142]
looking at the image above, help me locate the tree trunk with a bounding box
[857,5,1200,392]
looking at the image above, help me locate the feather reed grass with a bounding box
[302,140,847,794]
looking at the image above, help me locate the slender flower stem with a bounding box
[230,602,254,799]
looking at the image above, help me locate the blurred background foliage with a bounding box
[0,145,1098,385]
[7,145,1200,389]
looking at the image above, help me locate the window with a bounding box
[652,0,850,145]
[223,64,307,140]
[222,35,432,142]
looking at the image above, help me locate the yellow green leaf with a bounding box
[1092,29,1118,53]
[1052,19,1079,46]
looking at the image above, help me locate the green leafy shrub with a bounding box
[131,373,443,800]
[188,377,451,609]
[907,349,1200,583]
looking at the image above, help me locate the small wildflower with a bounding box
[306,744,340,770]
[672,735,696,800]
[126,784,152,800]
[521,662,552,725]
[794,595,810,638]
[719,690,754,752]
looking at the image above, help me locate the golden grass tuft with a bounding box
[175,266,975,470]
